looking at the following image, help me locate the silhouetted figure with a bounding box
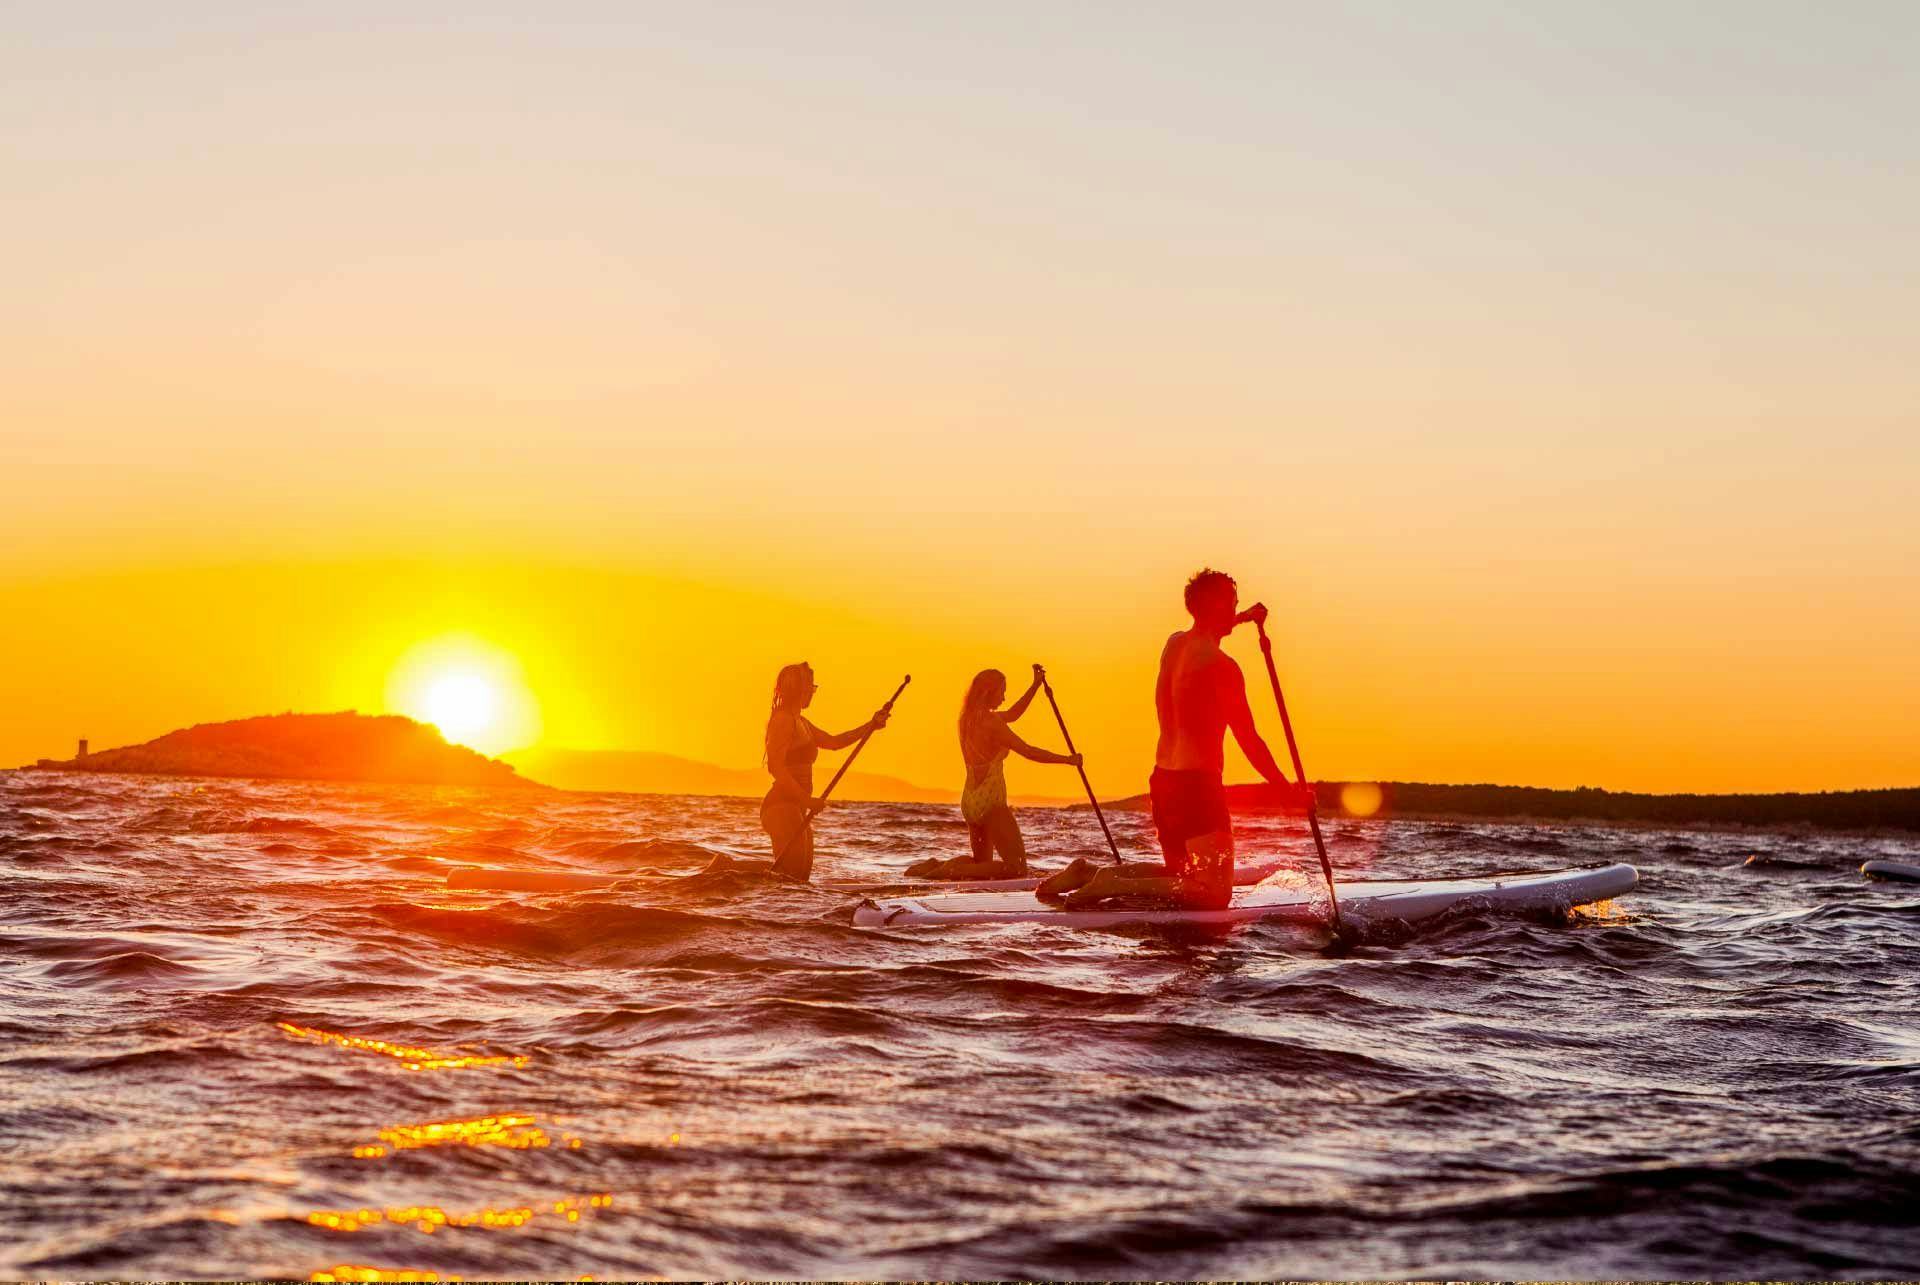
[904,665,1080,881]
[1039,568,1293,909]
[704,662,890,881]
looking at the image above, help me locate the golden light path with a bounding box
[311,1272,604,1283]
[275,1021,531,1072]
[349,1113,681,1160]
[306,1193,615,1235]
[349,1113,587,1159]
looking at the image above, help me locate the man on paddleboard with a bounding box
[1039,568,1296,909]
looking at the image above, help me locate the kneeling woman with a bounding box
[907,666,1080,881]
[711,662,889,881]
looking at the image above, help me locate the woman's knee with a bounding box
[772,835,813,881]
[763,810,812,877]
[989,808,1025,862]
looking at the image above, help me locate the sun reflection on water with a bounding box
[1571,897,1632,925]
[306,1194,614,1235]
[276,1022,531,1072]
[352,1113,575,1157]
[311,1265,459,1282]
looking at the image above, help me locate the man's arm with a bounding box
[1222,660,1289,786]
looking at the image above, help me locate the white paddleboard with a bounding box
[826,856,1289,896]
[451,855,1295,896]
[852,863,1637,930]
[1861,859,1920,883]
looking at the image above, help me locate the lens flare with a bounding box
[1340,781,1384,818]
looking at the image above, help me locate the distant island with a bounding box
[1101,780,1920,833]
[502,746,1073,807]
[21,717,1915,830]
[22,712,535,790]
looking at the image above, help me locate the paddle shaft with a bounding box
[1254,621,1341,930]
[1040,677,1122,864]
[772,675,911,868]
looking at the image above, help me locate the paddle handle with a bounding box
[1042,677,1123,864]
[1255,621,1340,931]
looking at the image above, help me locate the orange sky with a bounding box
[2,550,1914,796]
[3,6,1917,794]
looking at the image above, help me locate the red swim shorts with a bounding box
[1149,768,1233,875]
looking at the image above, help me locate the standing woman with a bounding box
[906,665,1080,881]
[758,661,889,881]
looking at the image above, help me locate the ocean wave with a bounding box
[4,769,1919,1278]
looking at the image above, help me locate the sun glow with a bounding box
[423,673,496,744]
[385,635,540,755]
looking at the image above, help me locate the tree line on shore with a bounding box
[1104,780,1920,832]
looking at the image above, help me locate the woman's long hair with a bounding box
[766,663,811,766]
[772,663,811,714]
[958,669,1005,763]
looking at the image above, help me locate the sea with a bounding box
[3,769,1918,1281]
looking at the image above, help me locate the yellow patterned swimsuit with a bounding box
[959,739,1009,824]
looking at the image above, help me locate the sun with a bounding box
[422,672,498,745]
[388,636,540,756]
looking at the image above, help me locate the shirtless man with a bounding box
[1038,568,1293,909]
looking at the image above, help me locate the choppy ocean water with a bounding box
[3,769,1918,1281]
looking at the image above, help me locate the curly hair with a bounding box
[1184,567,1237,616]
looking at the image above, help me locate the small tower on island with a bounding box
[76,738,88,759]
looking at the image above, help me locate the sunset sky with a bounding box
[4,3,1916,794]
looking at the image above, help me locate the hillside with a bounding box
[24,712,534,789]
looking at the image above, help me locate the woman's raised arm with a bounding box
[1003,664,1045,723]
